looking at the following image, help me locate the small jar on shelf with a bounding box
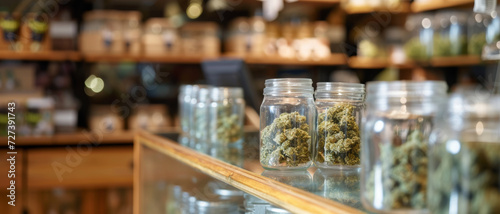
[361,81,447,213]
[483,7,500,59]
[314,82,365,169]
[259,78,316,170]
[428,89,500,214]
[404,13,434,61]
[467,12,489,56]
[433,10,468,57]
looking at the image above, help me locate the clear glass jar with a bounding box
[428,89,500,214]
[259,78,316,170]
[404,13,434,61]
[433,10,468,57]
[361,81,447,213]
[468,12,489,56]
[208,87,245,146]
[484,7,500,59]
[314,82,365,169]
[191,85,211,151]
[178,85,193,146]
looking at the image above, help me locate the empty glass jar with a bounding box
[361,81,447,213]
[192,86,211,152]
[428,89,500,214]
[259,78,316,170]
[314,82,365,169]
[178,85,193,146]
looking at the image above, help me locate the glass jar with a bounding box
[259,78,316,170]
[208,87,245,146]
[191,85,211,151]
[428,89,500,214]
[404,13,434,61]
[433,10,468,57]
[314,82,365,169]
[361,81,447,213]
[484,7,500,59]
[468,12,489,56]
[178,85,193,146]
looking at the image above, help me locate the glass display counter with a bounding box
[133,130,365,214]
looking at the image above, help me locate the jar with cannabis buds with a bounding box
[260,78,316,170]
[315,82,365,169]
[361,81,447,213]
[428,90,500,214]
[208,87,245,163]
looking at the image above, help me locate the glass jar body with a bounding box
[433,11,468,57]
[428,95,500,214]
[404,14,434,61]
[208,96,245,146]
[361,81,447,213]
[314,98,364,169]
[178,85,192,146]
[468,13,489,56]
[259,94,316,170]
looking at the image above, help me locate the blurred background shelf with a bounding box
[343,1,411,14]
[0,50,81,61]
[225,53,347,65]
[348,56,483,69]
[17,130,136,146]
[430,55,482,67]
[411,0,474,12]
[82,53,216,63]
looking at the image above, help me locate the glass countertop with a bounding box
[149,132,365,213]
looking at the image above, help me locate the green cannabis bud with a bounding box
[316,103,361,166]
[260,112,311,167]
[214,104,243,144]
[366,130,428,209]
[429,141,500,214]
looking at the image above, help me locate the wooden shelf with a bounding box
[430,55,482,67]
[225,53,347,66]
[17,130,136,146]
[344,1,411,14]
[0,50,81,61]
[82,53,217,63]
[411,0,473,12]
[136,131,363,214]
[348,56,415,69]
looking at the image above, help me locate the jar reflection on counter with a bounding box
[259,78,316,170]
[361,81,447,213]
[314,82,365,169]
[313,168,362,209]
[428,90,500,214]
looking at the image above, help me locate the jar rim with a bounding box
[316,82,365,93]
[264,78,314,95]
[366,81,447,98]
[210,87,243,100]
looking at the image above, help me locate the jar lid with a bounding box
[263,78,313,95]
[366,81,447,99]
[315,82,365,99]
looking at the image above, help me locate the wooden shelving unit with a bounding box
[82,53,217,63]
[348,56,415,69]
[411,0,474,12]
[17,130,137,146]
[224,53,347,66]
[0,50,81,61]
[344,1,411,14]
[430,55,482,67]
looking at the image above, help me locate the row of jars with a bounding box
[178,85,245,153]
[259,78,500,213]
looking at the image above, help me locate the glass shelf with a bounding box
[133,131,365,214]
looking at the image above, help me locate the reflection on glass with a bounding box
[261,170,313,192]
[210,144,244,167]
[313,168,362,209]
